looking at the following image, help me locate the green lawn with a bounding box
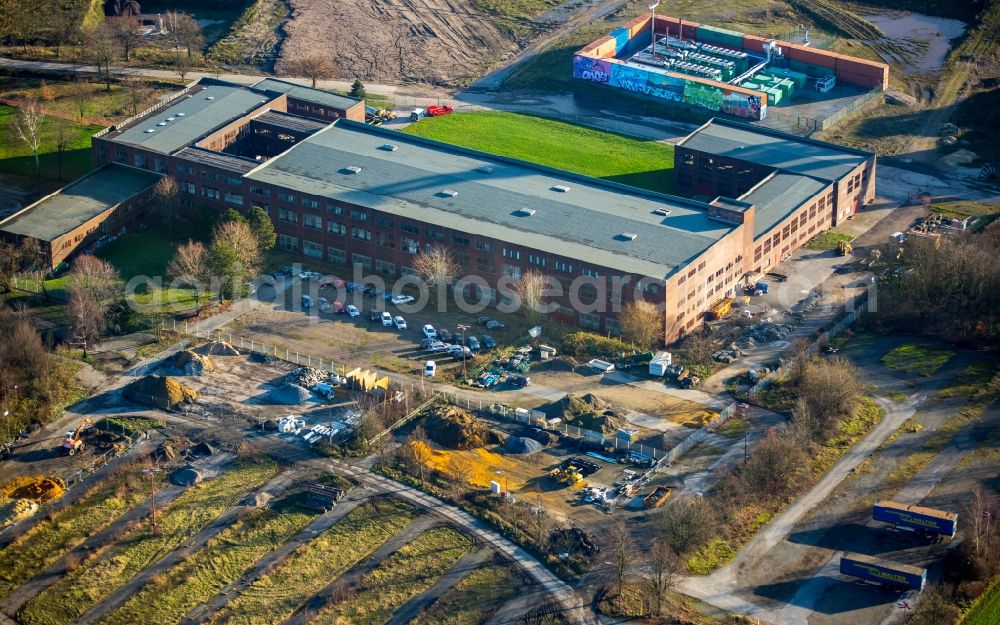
[804,228,854,251]
[882,343,955,377]
[0,105,100,188]
[402,111,675,194]
[963,575,1000,625]
[97,232,177,279]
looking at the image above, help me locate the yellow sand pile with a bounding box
[0,499,38,528]
[124,375,198,410]
[1,476,66,503]
[409,441,522,489]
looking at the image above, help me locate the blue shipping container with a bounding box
[840,554,926,591]
[872,501,957,538]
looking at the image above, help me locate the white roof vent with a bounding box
[439,189,459,198]
[145,128,156,133]
[157,121,167,126]
[552,185,570,193]
[176,112,186,116]
[653,208,672,216]
[342,165,362,174]
[166,117,176,121]
[205,96,216,100]
[514,207,536,217]
[619,233,638,241]
[380,143,398,152]
[477,166,494,174]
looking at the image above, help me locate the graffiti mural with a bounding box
[573,55,611,84]
[683,81,723,111]
[722,90,764,119]
[609,63,648,93]
[646,72,686,102]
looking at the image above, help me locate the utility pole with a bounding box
[735,403,750,463]
[649,1,660,57]
[144,465,162,535]
[457,323,470,380]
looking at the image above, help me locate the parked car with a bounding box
[466,336,481,351]
[477,316,492,327]
[369,309,382,322]
[425,340,447,352]
[345,305,360,318]
[345,281,359,293]
[438,328,452,343]
[508,374,531,387]
[422,324,437,339]
[301,295,313,310]
[481,335,496,350]
[446,344,466,356]
[453,349,475,361]
[486,320,506,331]
[391,295,415,305]
[394,316,407,330]
[423,360,436,377]
[318,298,332,313]
[333,301,346,314]
[381,312,393,327]
[362,284,378,296]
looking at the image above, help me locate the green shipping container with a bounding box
[695,25,745,50]
[766,87,782,105]
[787,60,826,78]
[768,67,807,88]
[777,79,795,97]
[741,82,761,90]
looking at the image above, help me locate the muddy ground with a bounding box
[277,0,522,86]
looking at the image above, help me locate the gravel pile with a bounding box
[269,384,313,404]
[197,341,240,356]
[504,436,543,454]
[284,367,328,388]
[748,323,791,343]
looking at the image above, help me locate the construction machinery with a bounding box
[550,465,584,487]
[707,297,734,320]
[61,418,93,456]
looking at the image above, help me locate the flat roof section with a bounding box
[0,164,162,242]
[740,172,829,238]
[252,110,329,134]
[245,121,733,278]
[174,147,260,174]
[106,82,273,155]
[253,78,362,112]
[678,118,871,182]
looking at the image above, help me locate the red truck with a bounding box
[426,104,454,117]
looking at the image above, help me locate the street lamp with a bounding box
[649,1,660,57]
[456,323,470,380]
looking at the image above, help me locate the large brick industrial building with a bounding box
[0,77,875,343]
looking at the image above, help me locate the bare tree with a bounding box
[51,8,80,59]
[112,0,141,17]
[798,357,862,439]
[968,487,998,557]
[66,255,123,311]
[122,76,150,117]
[514,269,550,326]
[174,53,191,81]
[51,118,73,180]
[0,241,21,293]
[152,175,180,237]
[162,11,203,59]
[167,240,210,312]
[529,491,553,550]
[406,424,431,488]
[643,539,682,616]
[68,289,105,357]
[70,78,90,121]
[12,99,44,177]
[739,430,806,497]
[619,300,662,348]
[679,326,714,364]
[284,54,338,87]
[106,15,143,62]
[413,246,459,303]
[85,26,117,92]
[447,454,473,497]
[607,518,636,608]
[656,496,716,556]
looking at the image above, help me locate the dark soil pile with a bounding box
[425,405,498,450]
[539,393,627,435]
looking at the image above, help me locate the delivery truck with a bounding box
[840,553,926,591]
[872,501,957,538]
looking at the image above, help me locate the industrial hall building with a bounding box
[0,77,876,344]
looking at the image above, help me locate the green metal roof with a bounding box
[739,172,829,238]
[0,164,162,242]
[253,78,362,112]
[106,82,271,155]
[678,118,871,182]
[245,121,733,279]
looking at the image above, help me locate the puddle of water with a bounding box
[862,11,966,71]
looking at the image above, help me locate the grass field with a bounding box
[0,105,100,188]
[312,526,473,625]
[804,228,854,251]
[402,111,675,194]
[962,576,1000,625]
[97,232,178,279]
[211,499,414,625]
[882,343,955,377]
[0,466,150,600]
[419,565,521,625]
[102,499,317,625]
[20,458,279,625]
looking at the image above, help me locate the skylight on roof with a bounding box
[176,112,186,116]
[514,207,536,217]
[439,189,458,198]
[342,165,362,174]
[477,166,494,174]
[380,144,398,152]
[552,185,570,193]
[619,233,638,241]
[653,208,672,216]
[145,128,156,133]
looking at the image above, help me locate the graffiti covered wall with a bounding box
[573,55,612,84]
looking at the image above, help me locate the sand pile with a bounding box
[503,436,543,454]
[125,376,198,410]
[0,499,38,528]
[269,384,313,404]
[409,442,518,489]
[541,393,626,435]
[196,341,240,356]
[1,476,66,503]
[426,406,498,450]
[164,350,215,376]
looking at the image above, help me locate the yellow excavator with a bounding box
[549,465,584,487]
[61,418,93,456]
